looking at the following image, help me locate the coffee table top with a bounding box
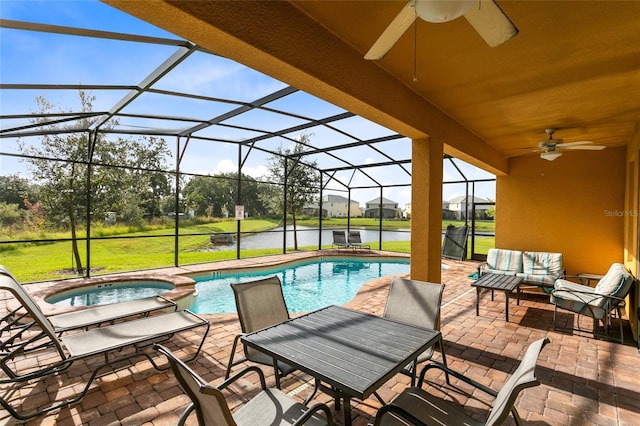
[472,273,523,291]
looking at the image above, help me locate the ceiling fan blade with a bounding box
[555,140,594,148]
[561,144,607,151]
[365,1,416,60]
[463,0,518,47]
[506,149,536,158]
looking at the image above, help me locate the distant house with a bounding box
[302,194,362,217]
[403,203,411,219]
[446,195,493,220]
[364,197,400,219]
[442,199,457,220]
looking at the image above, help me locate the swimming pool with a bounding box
[191,257,410,314]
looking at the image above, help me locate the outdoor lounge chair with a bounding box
[551,263,635,343]
[332,230,349,250]
[156,344,334,426]
[382,277,448,383]
[441,224,469,261]
[348,230,370,251]
[226,276,296,388]
[373,337,550,426]
[0,264,177,334]
[0,272,210,420]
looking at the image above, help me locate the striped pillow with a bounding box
[522,251,563,277]
[486,249,523,274]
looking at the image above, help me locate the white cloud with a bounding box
[196,159,269,179]
[159,58,242,92]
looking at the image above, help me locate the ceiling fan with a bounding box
[365,0,519,60]
[537,128,606,161]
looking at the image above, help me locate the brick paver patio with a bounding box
[1,253,639,425]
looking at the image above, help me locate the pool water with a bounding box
[48,281,174,307]
[191,257,410,314]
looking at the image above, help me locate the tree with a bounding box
[17,91,171,273]
[485,198,496,219]
[183,172,263,218]
[0,174,35,208]
[0,202,22,227]
[183,175,221,217]
[0,174,35,229]
[265,134,319,250]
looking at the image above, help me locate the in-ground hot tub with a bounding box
[34,274,198,316]
[46,280,176,307]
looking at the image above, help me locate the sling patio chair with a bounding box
[441,224,469,261]
[156,344,334,426]
[551,263,635,343]
[225,276,296,388]
[0,272,210,420]
[0,265,177,335]
[382,277,449,385]
[373,337,550,426]
[348,230,370,251]
[331,230,349,250]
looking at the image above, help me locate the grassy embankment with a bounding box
[1,218,494,282]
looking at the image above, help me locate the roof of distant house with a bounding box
[447,195,491,203]
[366,197,397,205]
[321,194,359,203]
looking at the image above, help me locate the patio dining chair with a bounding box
[332,230,349,250]
[373,337,550,426]
[156,344,333,426]
[382,277,448,383]
[226,276,296,388]
[551,263,635,343]
[347,230,370,251]
[0,265,177,336]
[0,271,210,420]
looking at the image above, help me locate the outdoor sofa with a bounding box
[479,248,564,292]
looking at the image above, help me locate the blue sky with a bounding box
[0,0,495,207]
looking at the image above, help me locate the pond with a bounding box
[207,226,411,251]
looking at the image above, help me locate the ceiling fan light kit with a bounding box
[415,0,475,23]
[540,150,562,161]
[532,128,606,161]
[365,0,519,60]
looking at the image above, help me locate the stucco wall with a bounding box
[496,146,626,276]
[624,124,639,341]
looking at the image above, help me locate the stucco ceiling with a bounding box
[290,0,640,157]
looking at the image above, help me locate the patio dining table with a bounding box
[242,305,441,426]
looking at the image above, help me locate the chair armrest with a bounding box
[177,403,196,426]
[373,404,429,426]
[156,295,178,311]
[417,361,498,397]
[219,365,267,391]
[551,288,626,321]
[292,402,335,426]
[225,332,247,378]
[478,262,489,275]
[552,288,627,303]
[557,274,583,282]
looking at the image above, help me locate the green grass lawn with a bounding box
[1,218,494,282]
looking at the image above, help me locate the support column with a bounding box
[411,137,443,282]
